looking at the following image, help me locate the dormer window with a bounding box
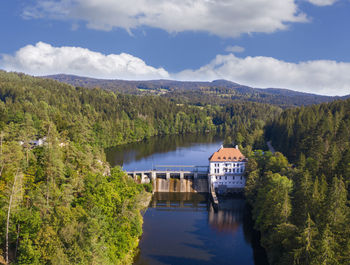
[218,157,221,159]
[228,157,231,159]
[223,156,226,160]
[234,156,237,160]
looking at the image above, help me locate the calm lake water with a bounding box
[106,134,268,265]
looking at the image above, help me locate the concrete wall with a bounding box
[154,178,208,193]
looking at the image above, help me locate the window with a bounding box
[225,176,227,180]
[240,176,242,180]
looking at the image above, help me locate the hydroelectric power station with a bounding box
[126,145,247,197]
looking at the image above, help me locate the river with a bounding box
[106,134,268,265]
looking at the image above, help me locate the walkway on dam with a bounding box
[126,165,209,182]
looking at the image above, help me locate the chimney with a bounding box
[235,145,238,149]
[220,145,223,149]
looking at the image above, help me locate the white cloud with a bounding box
[307,0,338,6]
[0,42,169,80]
[1,43,350,96]
[23,0,307,37]
[175,54,350,96]
[225,45,245,53]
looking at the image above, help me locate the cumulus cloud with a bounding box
[307,0,338,6]
[23,0,307,37]
[1,43,350,96]
[225,45,245,53]
[0,42,169,80]
[175,54,350,96]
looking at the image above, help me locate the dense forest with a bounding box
[0,71,280,264]
[244,98,350,264]
[1,70,349,265]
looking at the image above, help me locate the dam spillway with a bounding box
[126,166,209,193]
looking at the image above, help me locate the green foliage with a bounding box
[0,71,279,264]
[0,72,154,264]
[248,99,350,264]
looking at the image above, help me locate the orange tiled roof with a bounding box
[209,147,246,162]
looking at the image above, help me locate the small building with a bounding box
[208,145,247,192]
[19,137,47,148]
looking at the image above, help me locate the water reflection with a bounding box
[150,192,209,210]
[106,133,223,169]
[107,134,268,265]
[134,193,268,265]
[208,198,245,235]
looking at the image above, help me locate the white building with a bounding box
[208,145,247,191]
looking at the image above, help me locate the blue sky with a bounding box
[1,0,350,96]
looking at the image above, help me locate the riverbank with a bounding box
[107,135,268,264]
[121,190,152,265]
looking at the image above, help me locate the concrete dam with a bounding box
[126,166,209,193]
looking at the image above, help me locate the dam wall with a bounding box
[127,169,209,193]
[155,178,208,193]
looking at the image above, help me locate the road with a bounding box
[267,141,276,154]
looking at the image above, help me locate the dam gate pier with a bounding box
[126,165,210,193]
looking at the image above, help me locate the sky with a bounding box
[1,0,350,96]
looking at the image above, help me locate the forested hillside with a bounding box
[0,71,280,264]
[45,74,344,107]
[3,70,348,265]
[0,71,156,264]
[244,99,350,264]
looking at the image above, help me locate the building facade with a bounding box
[208,145,247,191]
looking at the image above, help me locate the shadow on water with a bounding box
[105,133,222,168]
[134,193,268,265]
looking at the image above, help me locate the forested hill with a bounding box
[0,70,284,264]
[2,70,349,264]
[44,74,346,107]
[244,98,350,264]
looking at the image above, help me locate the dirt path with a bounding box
[267,141,276,154]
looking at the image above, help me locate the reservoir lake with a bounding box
[106,134,268,265]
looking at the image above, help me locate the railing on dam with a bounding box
[127,165,208,174]
[126,165,209,180]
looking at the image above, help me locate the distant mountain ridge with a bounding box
[44,74,348,107]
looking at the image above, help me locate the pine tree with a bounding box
[293,214,318,265]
